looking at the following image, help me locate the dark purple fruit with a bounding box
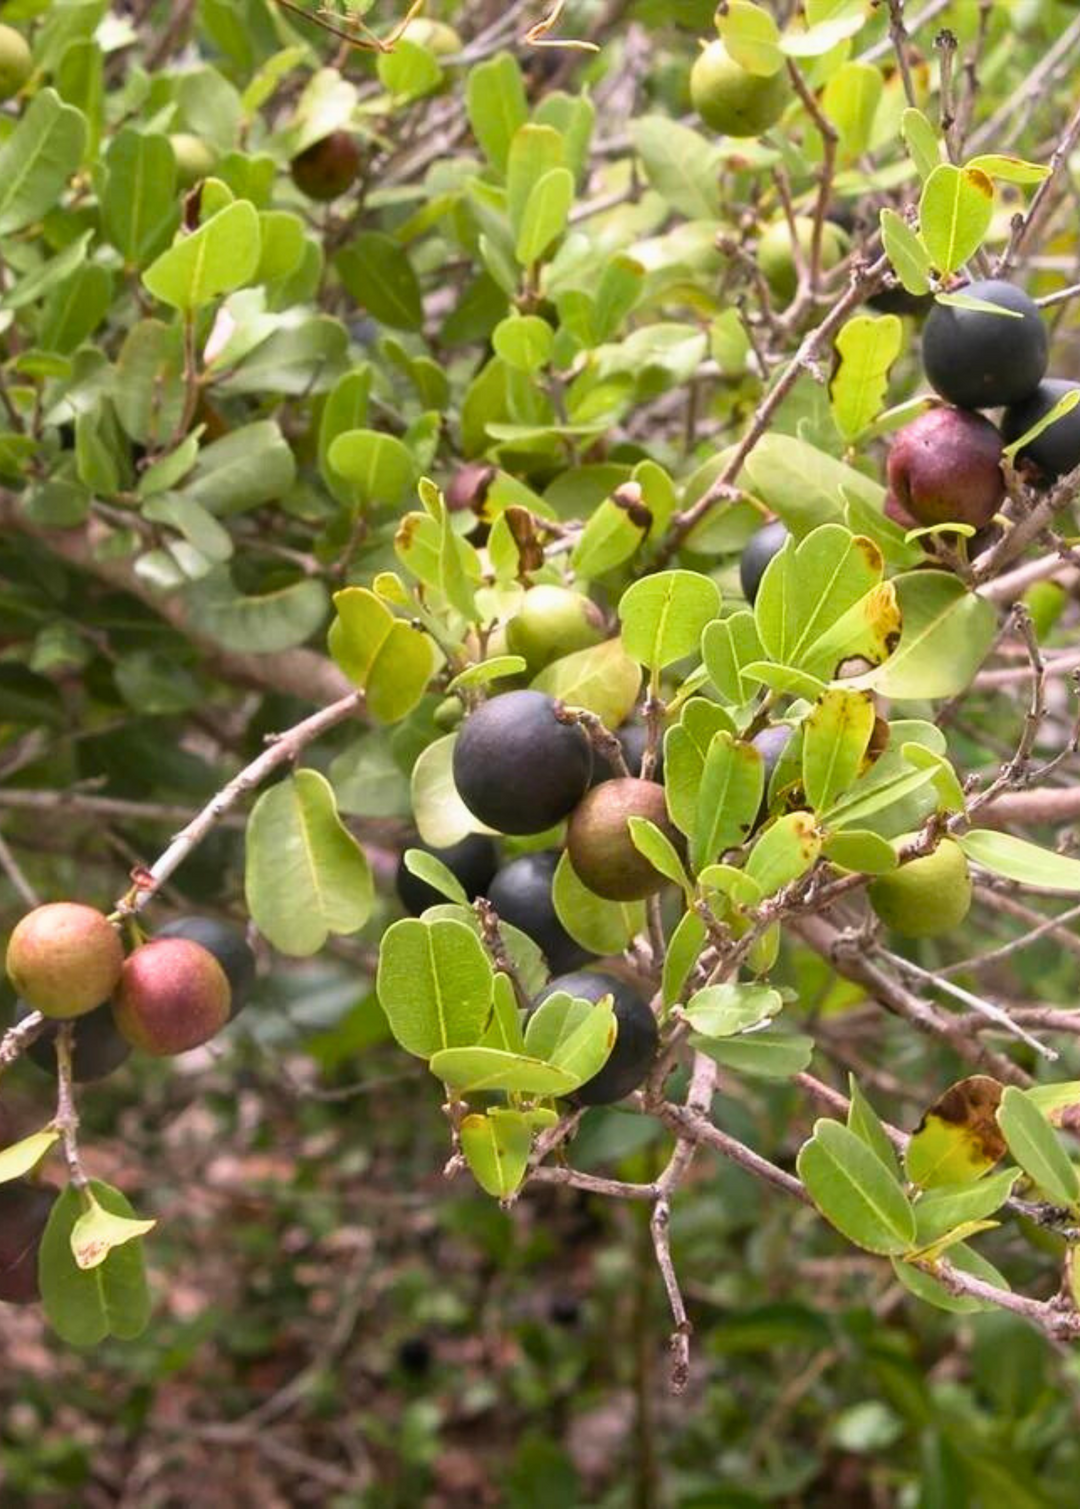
[887,407,1004,528]
[921,280,1047,410]
[156,916,256,1019]
[112,939,231,1056]
[395,834,499,915]
[535,971,658,1105]
[740,520,789,606]
[866,285,934,318]
[487,851,591,975]
[1001,378,1080,481]
[0,1182,56,1305]
[566,778,678,901]
[6,903,124,1020]
[452,690,592,835]
[752,724,793,786]
[15,998,131,1083]
[290,131,361,201]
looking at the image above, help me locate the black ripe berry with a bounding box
[395,834,499,915]
[921,280,1047,411]
[535,971,658,1105]
[487,851,591,975]
[1002,379,1080,481]
[452,690,592,835]
[740,520,789,606]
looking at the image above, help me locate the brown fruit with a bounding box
[886,406,1004,529]
[290,132,361,202]
[5,903,123,1020]
[567,778,678,901]
[112,938,231,1056]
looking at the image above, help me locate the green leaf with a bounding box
[466,52,528,174]
[684,982,782,1038]
[628,815,691,894]
[507,124,565,237]
[741,434,885,536]
[664,701,737,836]
[430,1046,577,1096]
[39,1182,152,1347]
[0,90,87,237]
[822,62,883,161]
[829,314,903,441]
[718,0,783,76]
[515,167,573,266]
[402,848,469,907]
[918,163,994,276]
[913,1169,1020,1248]
[214,315,347,395]
[692,731,764,873]
[904,1076,1006,1189]
[1002,386,1080,461]
[245,770,374,956]
[102,129,178,266]
[997,1086,1080,1207]
[745,812,822,896]
[411,734,496,848]
[797,1119,916,1255]
[378,917,494,1059]
[847,1077,902,1181]
[701,612,764,706]
[822,828,898,874]
[482,972,527,1055]
[449,656,528,691]
[802,688,876,812]
[629,116,721,220]
[570,496,648,578]
[855,571,997,700]
[694,1030,813,1079]
[523,990,616,1084]
[328,429,417,510]
[255,210,305,284]
[901,107,942,181]
[619,569,720,671]
[70,1193,156,1271]
[492,314,554,374]
[182,569,328,653]
[552,849,645,955]
[460,1111,532,1199]
[182,420,296,516]
[336,231,422,331]
[879,208,932,296]
[0,1128,60,1184]
[143,201,261,311]
[531,637,642,729]
[892,1244,1009,1314]
[958,830,1080,892]
[329,587,436,723]
[662,909,707,1008]
[3,231,92,313]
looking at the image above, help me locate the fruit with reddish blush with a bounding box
[887,407,1004,529]
[566,778,679,901]
[112,938,231,1056]
[6,903,123,1020]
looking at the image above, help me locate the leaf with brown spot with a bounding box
[904,1076,1006,1189]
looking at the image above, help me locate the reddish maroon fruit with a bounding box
[886,407,1004,529]
[112,938,231,1056]
[290,131,361,201]
[0,1182,56,1305]
[446,462,496,514]
[5,903,123,1019]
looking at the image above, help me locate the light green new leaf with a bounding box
[524,990,616,1084]
[571,496,648,578]
[619,569,720,671]
[879,208,932,296]
[662,909,707,1008]
[460,1111,532,1199]
[829,314,903,441]
[466,52,528,174]
[0,90,87,237]
[822,62,883,161]
[245,771,374,956]
[802,688,876,812]
[402,848,469,907]
[684,982,782,1039]
[39,1182,152,1346]
[959,830,1080,892]
[997,1087,1080,1207]
[378,917,493,1059]
[143,201,261,311]
[0,1128,60,1184]
[1002,386,1080,461]
[412,734,496,848]
[664,701,737,837]
[482,973,527,1055]
[430,1046,577,1096]
[328,428,417,509]
[70,1194,156,1272]
[492,314,554,374]
[553,850,645,955]
[515,167,573,266]
[822,829,898,874]
[701,612,764,705]
[798,1119,916,1255]
[628,816,692,894]
[901,107,942,181]
[918,163,994,275]
[892,1244,1009,1314]
[507,124,564,236]
[694,1030,813,1079]
[717,1,784,76]
[328,587,435,723]
[912,1168,1019,1248]
[532,636,642,729]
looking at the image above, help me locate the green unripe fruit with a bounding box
[112,938,231,1056]
[506,586,605,674]
[6,903,124,1020]
[169,133,218,189]
[566,778,679,901]
[690,40,789,137]
[758,217,849,304]
[868,841,972,938]
[0,25,32,101]
[1024,579,1068,640]
[399,17,463,55]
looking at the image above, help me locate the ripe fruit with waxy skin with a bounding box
[690,40,789,137]
[169,133,217,188]
[453,690,592,835]
[740,520,789,606]
[567,778,679,901]
[0,24,32,101]
[487,851,591,975]
[757,217,848,305]
[887,407,1004,529]
[1002,378,1080,481]
[290,131,361,201]
[15,999,131,1083]
[395,834,499,915]
[535,971,658,1105]
[156,917,256,1019]
[6,904,123,1020]
[0,1182,56,1305]
[112,939,231,1056]
[868,840,973,938]
[506,585,605,673]
[921,280,1048,410]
